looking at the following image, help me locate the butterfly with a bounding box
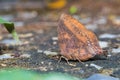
[57,14,104,62]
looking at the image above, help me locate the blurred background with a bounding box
[0,0,120,33]
[0,0,120,79]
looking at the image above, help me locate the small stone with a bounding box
[86,74,119,80]
[19,33,33,38]
[107,54,112,57]
[48,62,52,65]
[20,54,31,58]
[37,49,43,53]
[85,24,98,31]
[94,17,107,24]
[0,39,22,46]
[50,67,54,70]
[112,48,120,53]
[99,41,108,48]
[90,63,103,70]
[85,64,89,67]
[53,41,57,45]
[1,63,7,67]
[39,67,47,71]
[99,33,120,39]
[43,51,59,56]
[14,22,24,27]
[73,15,91,24]
[79,17,91,24]
[41,61,44,64]
[0,54,13,60]
[1,15,14,21]
[52,37,58,40]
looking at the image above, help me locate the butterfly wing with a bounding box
[58,14,103,61]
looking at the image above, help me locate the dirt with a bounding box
[0,0,120,79]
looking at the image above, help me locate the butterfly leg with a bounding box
[77,59,84,65]
[58,56,76,66]
[58,56,68,63]
[58,56,62,63]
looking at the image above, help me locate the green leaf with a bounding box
[0,17,20,42]
[41,72,83,80]
[69,6,78,14]
[0,69,41,80]
[0,68,84,80]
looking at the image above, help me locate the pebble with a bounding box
[39,66,47,71]
[19,33,33,38]
[86,74,119,80]
[99,41,108,48]
[43,50,59,56]
[37,49,43,53]
[0,15,14,21]
[112,48,120,53]
[52,37,58,40]
[94,17,107,25]
[0,63,7,67]
[41,61,44,64]
[73,15,91,24]
[14,21,24,27]
[85,24,98,31]
[20,54,31,58]
[53,41,57,45]
[90,63,103,70]
[0,39,22,45]
[80,17,91,24]
[0,54,13,60]
[99,33,120,39]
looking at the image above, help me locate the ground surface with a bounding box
[0,0,120,79]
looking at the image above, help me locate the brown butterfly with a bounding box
[58,14,103,62]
